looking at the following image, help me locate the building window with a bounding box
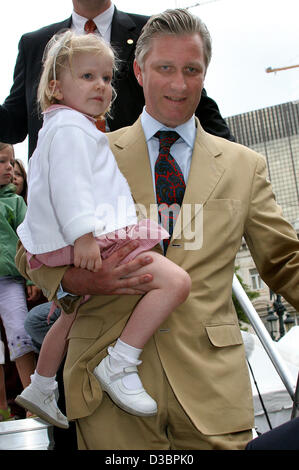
[250,268,263,290]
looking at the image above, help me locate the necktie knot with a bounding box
[84,19,97,34]
[155,131,180,153]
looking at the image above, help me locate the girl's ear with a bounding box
[49,80,63,100]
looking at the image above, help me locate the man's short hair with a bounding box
[135,8,212,69]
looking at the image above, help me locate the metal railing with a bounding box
[233,274,297,410]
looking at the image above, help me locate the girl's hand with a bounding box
[26,285,42,302]
[74,233,102,272]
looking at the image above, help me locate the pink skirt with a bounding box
[27,219,169,270]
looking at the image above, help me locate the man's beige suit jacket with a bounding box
[16,117,299,435]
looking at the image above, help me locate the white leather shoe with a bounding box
[15,383,69,429]
[94,356,157,417]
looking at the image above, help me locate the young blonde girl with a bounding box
[16,31,191,428]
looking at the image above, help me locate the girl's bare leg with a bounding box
[0,365,8,410]
[93,252,191,416]
[35,311,76,377]
[15,352,36,388]
[15,312,76,427]
[120,251,191,348]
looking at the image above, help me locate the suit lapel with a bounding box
[172,120,225,240]
[111,119,159,223]
[47,17,72,38]
[110,8,140,62]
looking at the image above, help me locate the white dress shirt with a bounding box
[71,4,115,43]
[140,107,196,194]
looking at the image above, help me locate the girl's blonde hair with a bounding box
[37,30,116,118]
[0,142,14,156]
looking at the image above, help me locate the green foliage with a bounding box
[233,266,260,324]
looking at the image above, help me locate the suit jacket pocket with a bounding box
[68,314,104,339]
[205,323,243,347]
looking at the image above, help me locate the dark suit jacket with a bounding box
[0,7,233,158]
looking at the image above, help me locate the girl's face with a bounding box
[13,162,24,195]
[0,146,14,186]
[52,51,113,118]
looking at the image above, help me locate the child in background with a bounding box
[16,31,191,428]
[0,142,36,420]
[13,159,28,203]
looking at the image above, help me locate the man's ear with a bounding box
[49,79,63,100]
[133,59,143,87]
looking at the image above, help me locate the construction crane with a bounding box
[175,0,221,9]
[186,0,221,7]
[266,64,299,73]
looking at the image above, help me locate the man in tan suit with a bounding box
[16,9,299,450]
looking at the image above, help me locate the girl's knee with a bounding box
[170,268,191,304]
[147,252,191,302]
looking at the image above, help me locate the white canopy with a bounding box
[241,327,299,433]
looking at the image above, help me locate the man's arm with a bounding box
[0,36,28,144]
[244,154,299,310]
[15,240,154,300]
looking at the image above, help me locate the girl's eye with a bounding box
[0,159,14,166]
[83,73,93,80]
[103,76,111,83]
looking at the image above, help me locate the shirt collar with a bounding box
[140,107,196,148]
[43,104,97,124]
[71,4,115,36]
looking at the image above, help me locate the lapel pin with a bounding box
[127,39,134,45]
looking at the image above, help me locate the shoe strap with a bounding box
[107,346,142,366]
[44,393,55,405]
[110,365,138,382]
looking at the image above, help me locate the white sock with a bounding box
[31,371,57,394]
[108,339,144,390]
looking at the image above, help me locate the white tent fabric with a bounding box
[241,328,299,434]
[276,326,299,367]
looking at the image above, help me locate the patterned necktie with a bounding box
[84,19,97,34]
[154,131,186,253]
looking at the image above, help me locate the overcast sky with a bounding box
[1,0,299,166]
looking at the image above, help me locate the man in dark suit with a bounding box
[0,0,233,159]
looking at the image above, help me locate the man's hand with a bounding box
[61,240,153,295]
